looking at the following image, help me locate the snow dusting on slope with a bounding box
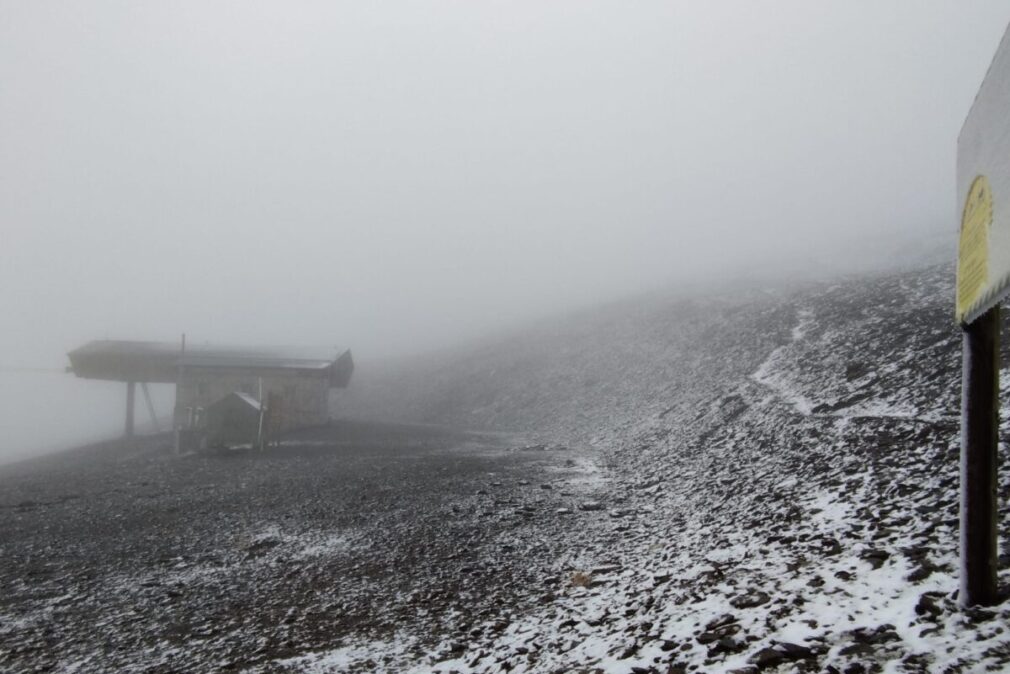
[321,265,1010,673]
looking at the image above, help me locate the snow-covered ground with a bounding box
[334,264,1010,673]
[5,264,1008,674]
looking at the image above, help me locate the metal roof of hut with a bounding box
[222,391,263,411]
[67,341,354,387]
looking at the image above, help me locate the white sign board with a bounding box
[958,27,1010,324]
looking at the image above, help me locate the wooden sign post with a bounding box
[957,24,1010,608]
[960,306,999,607]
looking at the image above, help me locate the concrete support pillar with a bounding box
[125,381,136,439]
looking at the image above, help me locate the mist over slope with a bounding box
[341,264,961,445]
[341,284,794,443]
[335,264,1010,673]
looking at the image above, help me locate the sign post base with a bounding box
[960,305,1000,608]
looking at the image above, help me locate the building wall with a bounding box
[174,368,330,433]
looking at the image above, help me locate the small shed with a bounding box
[205,392,263,448]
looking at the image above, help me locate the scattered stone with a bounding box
[619,642,639,659]
[906,561,938,583]
[750,647,786,669]
[848,624,900,646]
[914,593,943,621]
[705,614,737,631]
[244,534,282,556]
[708,636,746,656]
[963,606,997,624]
[860,548,889,569]
[730,590,770,609]
[776,642,814,659]
[698,623,740,645]
[634,479,662,490]
[820,538,843,556]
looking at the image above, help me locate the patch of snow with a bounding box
[276,638,412,673]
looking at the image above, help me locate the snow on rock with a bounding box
[6,265,1008,673]
[328,264,1010,673]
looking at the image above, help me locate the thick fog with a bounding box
[2,1,1010,461]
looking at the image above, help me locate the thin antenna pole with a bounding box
[257,376,265,451]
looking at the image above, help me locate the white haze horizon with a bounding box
[0,231,956,467]
[2,2,1010,461]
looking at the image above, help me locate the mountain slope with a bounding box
[333,264,1010,674]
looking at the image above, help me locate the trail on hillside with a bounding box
[328,265,1010,674]
[752,306,958,426]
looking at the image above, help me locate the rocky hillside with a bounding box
[334,264,1010,674]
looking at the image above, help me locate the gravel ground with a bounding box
[6,264,1010,674]
[0,421,607,673]
[334,264,1010,674]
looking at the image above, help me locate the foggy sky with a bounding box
[3,3,1010,458]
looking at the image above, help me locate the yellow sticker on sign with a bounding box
[957,175,993,323]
